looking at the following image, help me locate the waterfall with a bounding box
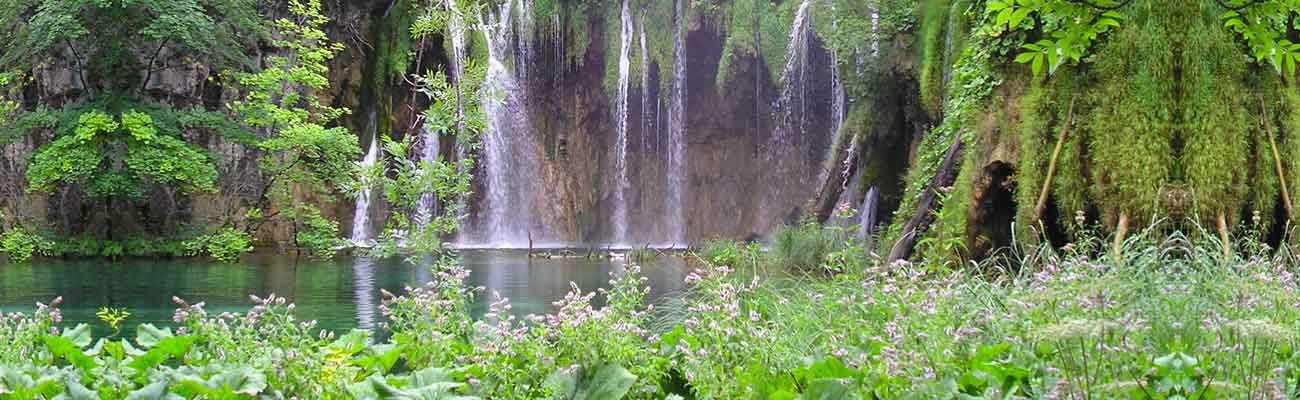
[611,0,633,246]
[473,0,540,247]
[665,0,688,246]
[351,111,380,246]
[639,13,650,153]
[821,2,847,187]
[415,122,440,226]
[860,186,879,239]
[773,0,814,150]
[871,5,881,57]
[515,0,535,81]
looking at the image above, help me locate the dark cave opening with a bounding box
[970,161,1017,260]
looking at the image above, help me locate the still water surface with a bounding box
[0,251,689,337]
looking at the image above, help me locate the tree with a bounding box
[0,0,264,256]
[229,0,360,257]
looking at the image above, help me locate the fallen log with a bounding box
[810,129,864,224]
[887,134,966,262]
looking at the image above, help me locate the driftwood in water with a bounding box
[887,134,966,262]
[810,130,865,224]
[1033,97,1076,223]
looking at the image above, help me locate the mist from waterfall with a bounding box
[611,0,633,245]
[351,111,380,246]
[665,0,688,246]
[471,0,540,247]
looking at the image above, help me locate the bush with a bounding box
[0,227,54,262]
[769,222,844,272]
[696,239,741,266]
[183,227,253,262]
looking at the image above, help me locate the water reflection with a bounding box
[353,257,377,331]
[0,251,689,337]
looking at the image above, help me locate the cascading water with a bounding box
[761,0,815,228]
[415,122,440,226]
[639,14,650,153]
[611,0,633,245]
[445,0,467,141]
[860,186,879,239]
[351,112,380,246]
[773,0,814,150]
[472,0,541,247]
[665,0,688,246]
[515,0,535,81]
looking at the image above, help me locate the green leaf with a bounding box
[43,336,99,371]
[581,364,636,400]
[1008,8,1033,30]
[135,324,173,348]
[61,324,93,348]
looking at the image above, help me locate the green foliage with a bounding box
[182,227,253,263]
[987,0,1124,79]
[770,221,850,273]
[919,0,953,115]
[230,0,359,253]
[25,109,219,199]
[0,227,54,262]
[697,238,743,267]
[290,204,345,258]
[885,4,1004,250]
[1221,0,1300,77]
[1084,3,1174,224]
[1180,1,1251,221]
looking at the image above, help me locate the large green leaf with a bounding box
[581,364,636,400]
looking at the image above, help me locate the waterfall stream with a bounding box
[774,0,814,150]
[860,186,879,239]
[415,123,440,226]
[351,111,380,246]
[611,0,633,245]
[665,0,688,246]
[472,0,540,247]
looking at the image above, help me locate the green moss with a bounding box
[1178,1,1251,225]
[1013,83,1049,241]
[714,0,794,91]
[883,9,1002,252]
[1084,3,1175,226]
[918,0,951,117]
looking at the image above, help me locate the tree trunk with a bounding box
[1218,212,1231,262]
[887,134,965,262]
[1112,212,1128,262]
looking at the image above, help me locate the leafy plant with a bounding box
[0,227,54,262]
[987,0,1125,78]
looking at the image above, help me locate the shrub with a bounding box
[769,222,843,271]
[0,227,54,262]
[696,239,741,267]
[183,227,253,262]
